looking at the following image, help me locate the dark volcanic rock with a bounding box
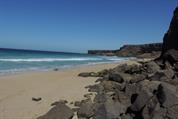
[130,89,153,112]
[93,95,127,119]
[32,97,42,102]
[160,7,178,65]
[142,96,159,119]
[37,102,74,119]
[108,72,124,83]
[143,61,160,74]
[156,83,178,108]
[149,69,175,81]
[78,72,100,77]
[167,105,178,119]
[77,99,95,119]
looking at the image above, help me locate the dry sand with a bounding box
[0,61,138,119]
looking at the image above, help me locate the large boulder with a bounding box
[108,72,125,83]
[37,102,74,119]
[78,72,100,77]
[77,99,95,119]
[93,95,127,119]
[156,82,178,108]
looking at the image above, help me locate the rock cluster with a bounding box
[76,60,178,119]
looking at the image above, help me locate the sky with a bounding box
[0,0,178,53]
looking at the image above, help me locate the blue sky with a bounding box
[0,0,178,53]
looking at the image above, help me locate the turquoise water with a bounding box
[0,49,130,74]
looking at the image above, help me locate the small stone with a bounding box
[32,97,42,102]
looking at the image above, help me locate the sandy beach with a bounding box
[0,61,134,119]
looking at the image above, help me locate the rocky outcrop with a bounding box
[160,7,178,66]
[77,59,178,119]
[116,43,162,58]
[88,43,162,58]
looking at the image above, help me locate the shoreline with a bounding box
[0,58,137,77]
[0,60,140,119]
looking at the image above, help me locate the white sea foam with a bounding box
[0,57,129,62]
[0,58,104,62]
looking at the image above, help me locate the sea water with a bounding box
[0,49,131,75]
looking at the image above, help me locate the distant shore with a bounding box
[0,60,140,119]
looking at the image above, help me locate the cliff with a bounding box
[159,7,178,66]
[88,43,162,58]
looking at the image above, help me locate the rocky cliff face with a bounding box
[160,7,178,65]
[88,43,162,58]
[116,43,162,58]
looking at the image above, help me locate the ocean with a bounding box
[0,49,131,75]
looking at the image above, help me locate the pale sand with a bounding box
[0,61,138,119]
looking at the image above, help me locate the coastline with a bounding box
[0,57,135,76]
[0,60,139,119]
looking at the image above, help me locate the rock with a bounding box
[72,107,80,112]
[32,97,42,102]
[139,80,161,95]
[104,99,127,119]
[125,83,138,97]
[120,114,133,119]
[97,69,109,77]
[78,72,91,77]
[37,102,74,119]
[78,72,100,77]
[156,82,178,108]
[93,104,107,119]
[99,80,124,92]
[87,84,104,93]
[94,92,107,103]
[54,68,59,71]
[149,69,174,81]
[129,74,146,83]
[167,105,178,119]
[124,64,142,74]
[130,89,153,112]
[77,99,95,119]
[112,64,129,73]
[108,72,132,83]
[74,101,82,107]
[93,95,127,119]
[51,100,68,106]
[108,72,124,83]
[174,63,178,71]
[151,106,167,119]
[162,49,178,65]
[84,93,93,99]
[142,96,159,119]
[143,61,160,74]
